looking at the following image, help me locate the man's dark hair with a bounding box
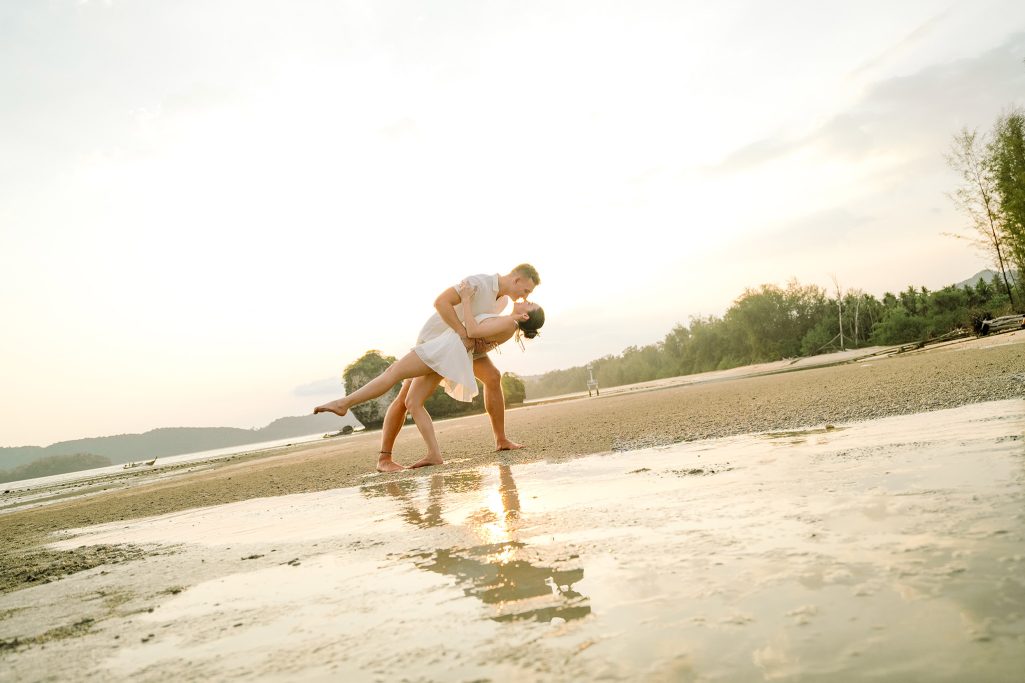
[518,306,545,339]
[512,263,541,285]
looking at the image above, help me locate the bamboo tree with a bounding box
[831,274,844,351]
[989,109,1025,298]
[945,128,1016,305]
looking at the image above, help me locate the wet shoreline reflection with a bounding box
[27,400,1025,681]
[362,465,590,622]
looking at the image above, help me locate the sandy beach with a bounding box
[1,332,1024,680]
[3,333,1023,543]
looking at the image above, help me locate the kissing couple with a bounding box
[315,264,545,471]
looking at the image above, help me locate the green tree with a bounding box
[620,344,662,383]
[661,324,692,376]
[840,289,882,348]
[799,318,837,356]
[926,285,970,336]
[724,281,829,361]
[946,127,1017,304]
[501,372,526,404]
[870,308,928,344]
[342,350,400,429]
[990,109,1025,296]
[687,314,733,371]
[898,286,922,316]
[972,276,994,304]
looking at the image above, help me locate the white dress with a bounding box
[413,313,503,402]
[415,274,509,345]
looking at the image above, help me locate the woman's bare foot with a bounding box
[495,439,524,451]
[408,454,444,469]
[313,399,348,417]
[376,452,404,473]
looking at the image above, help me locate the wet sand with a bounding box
[2,400,1024,680]
[1,333,1024,679]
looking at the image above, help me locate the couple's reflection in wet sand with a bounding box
[362,465,589,623]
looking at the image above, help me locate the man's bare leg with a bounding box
[406,374,446,469]
[473,356,524,451]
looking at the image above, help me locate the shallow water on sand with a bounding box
[42,400,1025,680]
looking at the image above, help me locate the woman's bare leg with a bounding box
[381,379,412,465]
[377,380,412,472]
[405,374,446,469]
[314,352,433,417]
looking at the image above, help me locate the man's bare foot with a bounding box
[409,454,444,469]
[495,439,525,451]
[313,399,347,417]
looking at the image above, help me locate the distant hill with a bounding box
[0,453,113,484]
[955,269,1019,288]
[0,412,361,471]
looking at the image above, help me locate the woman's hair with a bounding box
[518,306,545,339]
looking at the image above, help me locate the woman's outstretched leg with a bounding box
[314,352,433,417]
[405,374,446,469]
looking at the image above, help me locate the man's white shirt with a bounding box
[416,273,509,345]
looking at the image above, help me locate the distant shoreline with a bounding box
[0,411,361,474]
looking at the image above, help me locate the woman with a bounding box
[315,282,545,470]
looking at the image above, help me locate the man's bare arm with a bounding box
[434,286,479,351]
[458,283,510,353]
[434,287,466,334]
[460,282,483,338]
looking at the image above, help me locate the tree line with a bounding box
[523,273,1017,400]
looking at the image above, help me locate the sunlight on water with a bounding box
[53,400,1025,681]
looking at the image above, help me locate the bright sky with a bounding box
[3,1,1025,447]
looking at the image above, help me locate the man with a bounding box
[375,264,540,472]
